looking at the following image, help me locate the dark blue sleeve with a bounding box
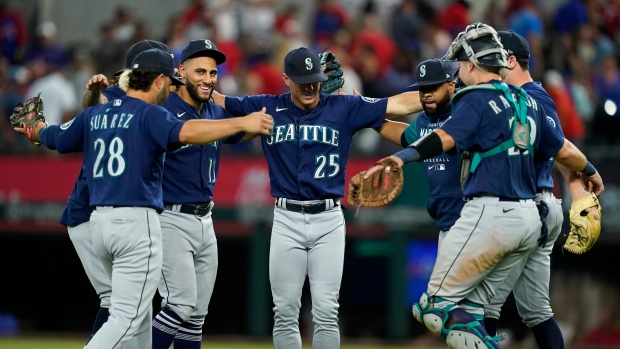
[225,95,263,116]
[167,122,184,150]
[440,98,481,151]
[345,95,388,131]
[39,115,86,153]
[102,85,126,101]
[144,104,185,152]
[536,106,565,161]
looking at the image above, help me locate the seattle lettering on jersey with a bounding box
[90,110,135,131]
[266,123,340,147]
[487,94,539,114]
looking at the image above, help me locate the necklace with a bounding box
[289,96,319,132]
[294,108,317,132]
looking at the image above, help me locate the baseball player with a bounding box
[150,39,251,349]
[61,165,110,339]
[210,47,422,349]
[61,40,178,345]
[482,31,602,349]
[15,48,273,349]
[376,58,463,246]
[363,23,603,349]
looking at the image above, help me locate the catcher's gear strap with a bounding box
[407,131,443,162]
[412,293,500,349]
[452,83,534,173]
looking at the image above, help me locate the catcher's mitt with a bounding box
[320,51,345,94]
[564,192,602,254]
[348,157,404,212]
[10,93,46,145]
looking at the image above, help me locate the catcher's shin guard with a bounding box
[412,293,500,349]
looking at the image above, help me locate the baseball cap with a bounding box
[284,47,328,84]
[180,39,227,65]
[131,48,184,86]
[114,40,172,76]
[498,31,530,60]
[410,58,455,87]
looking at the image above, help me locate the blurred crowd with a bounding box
[2,0,620,156]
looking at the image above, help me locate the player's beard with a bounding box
[186,79,213,104]
[423,93,451,117]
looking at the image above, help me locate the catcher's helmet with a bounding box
[443,22,508,72]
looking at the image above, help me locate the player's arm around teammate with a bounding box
[14,48,272,349]
[150,39,269,349]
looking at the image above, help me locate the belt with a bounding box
[465,196,521,202]
[275,198,339,214]
[164,202,212,217]
[536,188,551,194]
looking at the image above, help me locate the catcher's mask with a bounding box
[443,22,509,72]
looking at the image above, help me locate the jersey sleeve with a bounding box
[102,85,126,101]
[345,95,388,131]
[536,106,565,161]
[402,117,420,147]
[224,95,263,116]
[39,113,87,153]
[536,93,565,139]
[440,98,481,150]
[143,104,185,152]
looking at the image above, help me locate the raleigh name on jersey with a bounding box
[225,93,387,200]
[441,80,564,199]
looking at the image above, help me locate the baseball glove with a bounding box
[10,93,46,145]
[348,157,404,211]
[320,51,345,94]
[563,192,602,254]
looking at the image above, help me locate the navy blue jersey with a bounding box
[402,109,463,231]
[225,93,387,200]
[522,81,565,190]
[161,93,244,204]
[441,80,564,199]
[60,164,92,227]
[39,96,184,211]
[102,84,125,101]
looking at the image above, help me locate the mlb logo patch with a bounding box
[437,164,445,170]
[113,99,122,106]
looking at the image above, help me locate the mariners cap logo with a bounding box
[420,65,426,77]
[204,40,213,49]
[305,57,313,70]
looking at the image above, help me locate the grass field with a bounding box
[0,337,444,349]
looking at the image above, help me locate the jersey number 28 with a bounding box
[93,137,126,178]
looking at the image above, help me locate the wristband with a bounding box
[582,161,597,176]
[393,147,421,165]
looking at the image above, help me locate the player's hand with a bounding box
[581,171,604,197]
[243,107,274,135]
[570,187,601,220]
[337,88,361,96]
[363,156,403,179]
[86,74,109,93]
